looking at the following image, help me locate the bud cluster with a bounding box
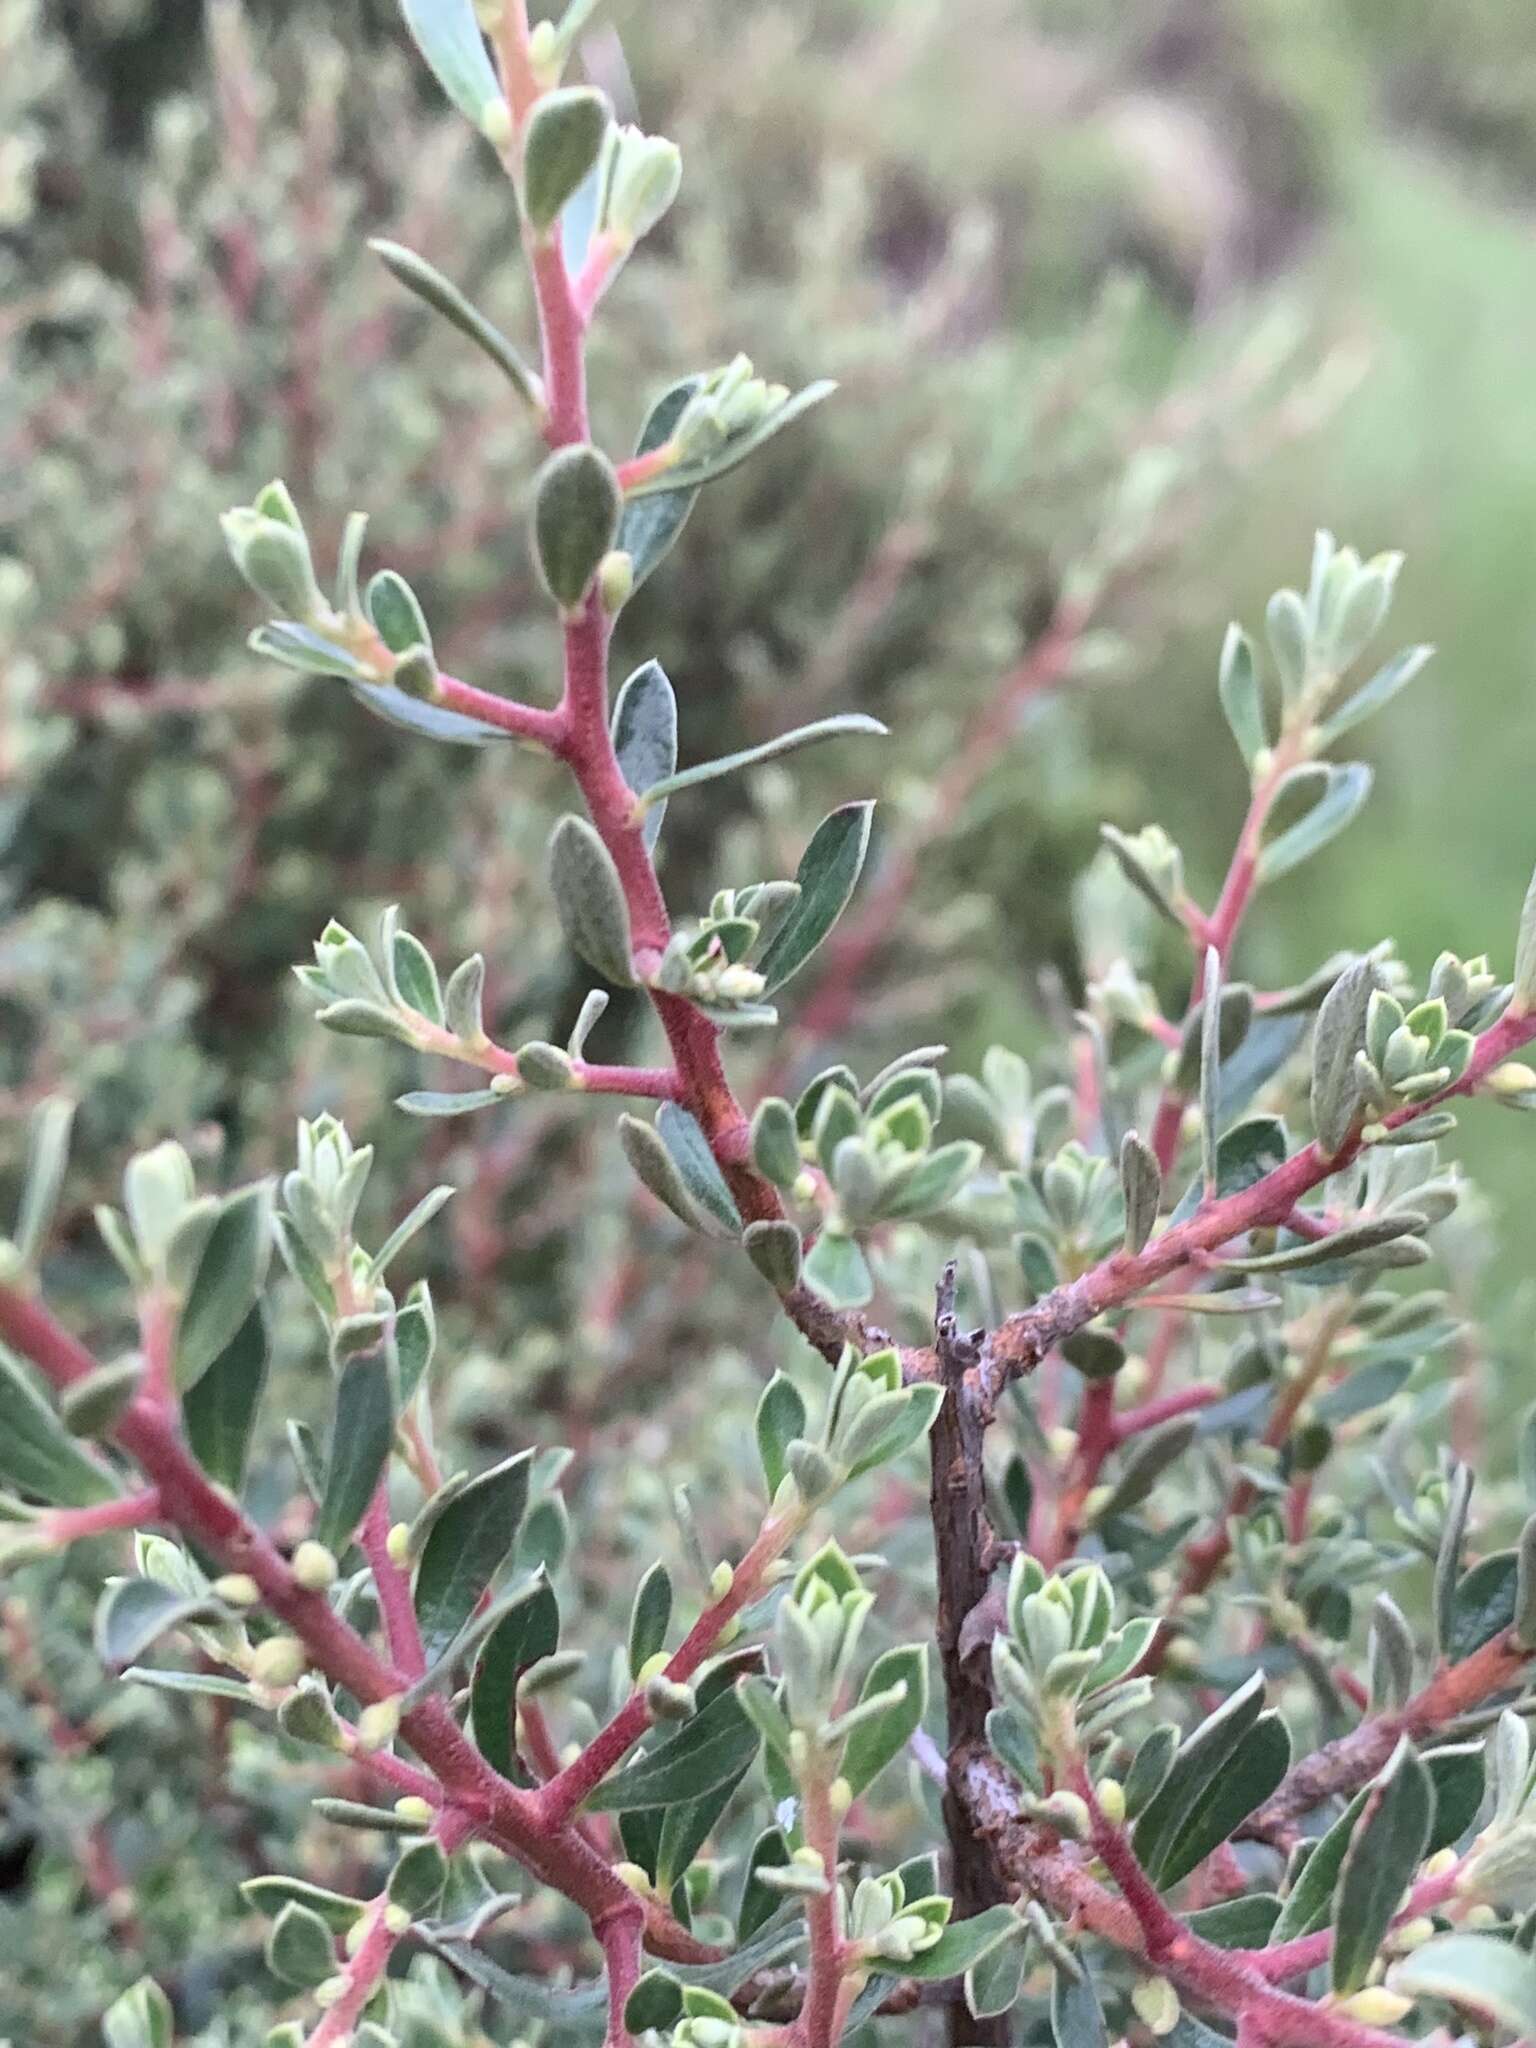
[991,1558,1155,1775]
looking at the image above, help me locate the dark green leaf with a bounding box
[738,1828,791,1941]
[314,1333,395,1555]
[966,1933,1027,2019]
[1147,1710,1290,1887]
[0,1347,120,1506]
[584,1684,760,1813]
[842,1645,927,1795]
[757,804,875,994]
[388,1838,449,1919]
[625,1972,684,2034]
[629,1561,673,1679]
[532,445,621,611]
[172,1182,274,1392]
[1331,1739,1433,1994]
[1133,1673,1265,1882]
[414,1451,534,1663]
[1259,762,1373,884]
[1184,1894,1282,1947]
[59,1356,141,1438]
[522,88,610,232]
[1171,1116,1288,1224]
[1447,1548,1519,1662]
[182,1304,269,1493]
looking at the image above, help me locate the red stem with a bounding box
[41,1489,162,1542]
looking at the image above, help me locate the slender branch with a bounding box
[797,1773,847,2048]
[962,1754,1403,2048]
[359,1490,426,1681]
[38,1489,162,1544]
[432,670,566,748]
[596,1897,647,2048]
[978,1003,1536,1405]
[1148,742,1300,1175]
[1248,1623,1535,1837]
[306,1810,476,2046]
[537,1506,800,1829]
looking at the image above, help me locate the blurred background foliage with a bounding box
[6,0,1536,2036]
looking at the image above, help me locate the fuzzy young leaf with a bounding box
[1389,1932,1536,2034]
[399,0,502,129]
[1259,762,1373,884]
[548,814,636,986]
[1217,623,1266,767]
[532,446,622,611]
[14,1095,74,1268]
[414,1451,534,1662]
[625,380,838,497]
[639,714,887,809]
[654,1103,743,1236]
[867,1905,1020,1981]
[102,1978,174,2048]
[522,88,611,232]
[802,1228,872,1308]
[611,659,678,851]
[1199,945,1222,1193]
[755,1372,807,1497]
[757,804,875,993]
[1119,1130,1161,1253]
[369,239,543,410]
[471,1577,560,1779]
[1311,956,1379,1156]
[616,377,704,591]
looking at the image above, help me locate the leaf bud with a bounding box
[250,1635,308,1688]
[291,1540,339,1591]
